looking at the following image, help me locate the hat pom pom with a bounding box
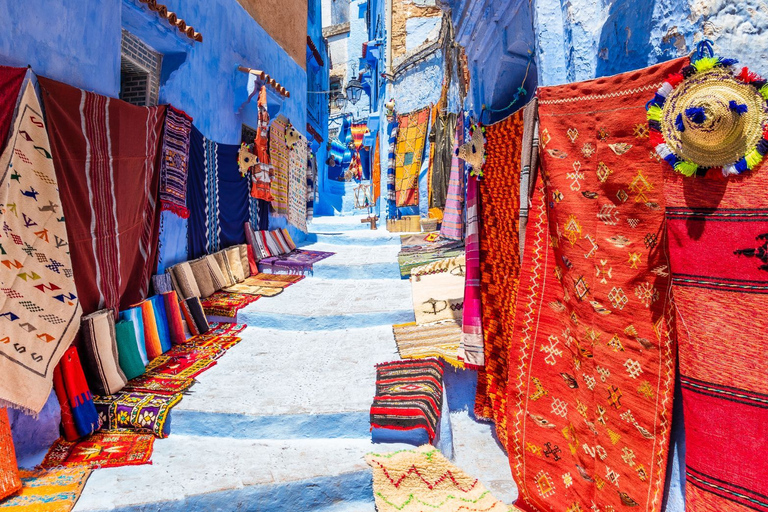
[729,100,748,115]
[675,113,686,132]
[685,106,707,124]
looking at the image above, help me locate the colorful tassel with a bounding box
[675,114,685,132]
[729,101,748,114]
[693,56,719,73]
[666,73,685,87]
[646,105,662,122]
[675,160,699,177]
[685,106,707,124]
[744,148,763,169]
[759,84,768,100]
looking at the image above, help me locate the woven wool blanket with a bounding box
[664,148,768,510]
[42,432,154,469]
[395,108,431,207]
[288,137,308,233]
[158,105,193,218]
[0,467,91,510]
[393,321,463,368]
[0,83,83,414]
[370,359,444,442]
[269,116,291,218]
[439,112,465,241]
[458,173,483,369]
[473,109,527,441]
[257,249,334,275]
[410,254,466,325]
[366,445,513,512]
[40,77,165,315]
[505,58,684,512]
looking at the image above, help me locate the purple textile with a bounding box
[258,249,334,275]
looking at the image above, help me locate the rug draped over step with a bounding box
[39,76,165,315]
[370,359,443,442]
[505,58,683,512]
[121,374,193,396]
[158,106,193,218]
[473,108,526,443]
[93,392,182,438]
[0,83,82,414]
[397,235,464,280]
[365,445,512,512]
[410,255,465,325]
[145,354,217,380]
[257,249,334,275]
[241,273,305,288]
[0,467,91,511]
[393,321,463,368]
[395,108,431,207]
[41,432,154,469]
[200,291,260,318]
[664,152,768,511]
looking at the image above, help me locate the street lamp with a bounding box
[333,93,347,110]
[345,78,364,105]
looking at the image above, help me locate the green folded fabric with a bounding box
[115,320,146,380]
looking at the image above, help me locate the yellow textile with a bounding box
[395,107,431,207]
[393,321,464,368]
[0,467,91,511]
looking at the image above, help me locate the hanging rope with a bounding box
[480,48,535,124]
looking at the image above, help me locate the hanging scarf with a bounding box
[158,106,193,218]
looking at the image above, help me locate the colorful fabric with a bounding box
[206,322,247,336]
[159,105,193,218]
[151,273,173,295]
[372,134,381,203]
[393,321,463,368]
[114,320,146,381]
[370,359,443,442]
[288,138,308,232]
[0,83,82,414]
[241,273,304,288]
[0,408,21,501]
[386,122,398,217]
[428,113,457,209]
[664,155,768,510]
[52,366,79,442]
[93,392,182,438]
[180,296,209,336]
[56,346,101,438]
[149,295,172,353]
[506,59,682,512]
[269,116,291,218]
[122,373,193,396]
[439,113,465,241]
[221,282,283,297]
[200,291,259,318]
[307,154,317,222]
[145,354,217,380]
[217,142,249,249]
[395,108,430,207]
[0,66,25,155]
[136,300,163,360]
[473,109,525,444]
[397,235,464,280]
[80,309,127,396]
[40,77,165,316]
[0,467,91,511]
[258,249,334,275]
[41,432,154,469]
[162,291,186,345]
[118,307,148,366]
[518,99,540,251]
[169,262,200,300]
[411,255,465,325]
[365,445,511,512]
[459,174,483,368]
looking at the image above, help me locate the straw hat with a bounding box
[647,42,768,177]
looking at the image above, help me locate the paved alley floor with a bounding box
[73,216,516,511]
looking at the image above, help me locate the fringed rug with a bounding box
[122,374,194,396]
[393,321,463,368]
[664,127,768,510]
[506,59,683,512]
[200,291,260,318]
[93,392,182,438]
[395,108,431,207]
[0,83,82,414]
[473,108,526,445]
[0,467,91,511]
[410,255,465,325]
[365,445,512,512]
[370,359,443,442]
[41,432,154,469]
[158,105,193,218]
[258,249,334,275]
[269,116,290,218]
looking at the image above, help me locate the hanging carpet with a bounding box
[428,112,457,209]
[269,116,290,218]
[386,122,398,217]
[473,109,526,442]
[439,112,465,241]
[395,108,431,207]
[0,83,82,414]
[458,171,483,369]
[0,66,25,155]
[288,137,308,232]
[158,105,193,218]
[41,431,154,469]
[39,76,165,315]
[664,146,768,511]
[505,59,683,512]
[0,467,91,511]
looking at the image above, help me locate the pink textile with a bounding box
[458,174,482,368]
[439,113,465,241]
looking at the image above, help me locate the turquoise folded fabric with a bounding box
[119,307,148,365]
[114,320,146,380]
[149,294,172,353]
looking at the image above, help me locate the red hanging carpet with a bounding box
[0,65,25,154]
[505,58,684,512]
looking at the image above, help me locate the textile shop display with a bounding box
[663,128,768,509]
[114,320,146,381]
[0,66,25,154]
[55,346,101,439]
[428,112,458,208]
[0,467,91,512]
[0,408,21,501]
[0,83,82,414]
[162,291,186,345]
[393,321,463,368]
[188,256,223,299]
[370,359,444,442]
[122,374,193,396]
[506,59,682,512]
[158,105,193,217]
[80,309,127,396]
[257,249,334,275]
[473,109,526,439]
[93,392,182,438]
[288,137,308,232]
[40,76,165,315]
[41,432,154,469]
[458,173,483,368]
[439,113,465,240]
[410,255,466,325]
[200,291,259,318]
[269,116,291,218]
[397,234,464,280]
[118,307,149,366]
[395,108,431,207]
[365,445,511,512]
